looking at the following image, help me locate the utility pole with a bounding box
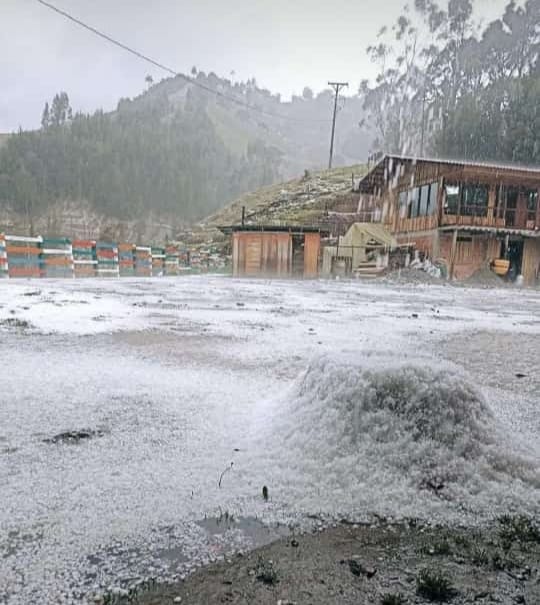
[328,81,348,170]
[420,86,427,157]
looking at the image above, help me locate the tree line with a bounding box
[360,0,539,163]
[0,86,283,225]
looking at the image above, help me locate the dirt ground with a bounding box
[129,519,540,605]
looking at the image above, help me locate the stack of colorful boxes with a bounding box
[151,247,165,276]
[190,249,202,271]
[5,235,42,278]
[134,246,152,277]
[72,240,97,277]
[118,243,135,277]
[40,238,73,278]
[165,244,180,275]
[96,242,119,277]
[0,234,8,278]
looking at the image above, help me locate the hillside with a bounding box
[187,164,366,246]
[0,73,371,240]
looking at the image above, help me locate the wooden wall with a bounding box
[303,233,321,278]
[232,232,292,277]
[522,239,540,285]
[439,233,499,280]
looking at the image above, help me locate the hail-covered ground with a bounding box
[0,276,539,604]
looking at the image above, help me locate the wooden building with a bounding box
[356,155,540,284]
[219,225,326,278]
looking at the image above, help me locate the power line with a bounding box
[35,0,330,124]
[327,82,348,169]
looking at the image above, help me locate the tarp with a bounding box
[322,223,396,275]
[339,222,397,249]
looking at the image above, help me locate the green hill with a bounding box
[0,73,370,235]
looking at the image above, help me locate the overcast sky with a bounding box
[1,0,511,132]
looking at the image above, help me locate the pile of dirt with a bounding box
[381,267,445,285]
[462,266,511,288]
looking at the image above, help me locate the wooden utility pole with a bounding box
[328,81,348,170]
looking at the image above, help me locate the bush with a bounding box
[416,568,456,602]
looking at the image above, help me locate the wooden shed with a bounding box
[219,225,327,278]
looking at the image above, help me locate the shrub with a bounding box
[416,568,456,602]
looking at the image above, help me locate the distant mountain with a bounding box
[0,72,370,239]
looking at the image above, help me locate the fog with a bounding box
[1,0,511,131]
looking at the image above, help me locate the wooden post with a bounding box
[449,229,458,280]
[487,184,496,224]
[536,187,540,229]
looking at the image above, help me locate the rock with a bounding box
[43,429,104,444]
[346,559,376,578]
[474,591,490,600]
[365,566,377,578]
[291,538,299,548]
[173,597,183,603]
[411,313,419,318]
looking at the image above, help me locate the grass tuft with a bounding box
[416,568,456,602]
[381,592,407,605]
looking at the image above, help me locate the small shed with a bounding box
[322,222,397,276]
[219,225,327,278]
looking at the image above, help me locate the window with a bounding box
[444,184,460,214]
[428,182,439,215]
[401,182,439,218]
[408,187,420,218]
[398,191,407,218]
[461,184,488,217]
[526,189,538,222]
[419,185,430,216]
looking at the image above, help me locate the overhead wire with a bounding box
[35,0,331,124]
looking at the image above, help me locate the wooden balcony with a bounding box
[441,207,538,231]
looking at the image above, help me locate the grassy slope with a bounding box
[203,164,366,229]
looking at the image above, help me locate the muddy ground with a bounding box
[124,518,540,605]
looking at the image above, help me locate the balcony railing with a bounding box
[442,206,537,230]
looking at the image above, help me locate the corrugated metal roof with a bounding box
[356,154,540,194]
[385,154,540,174]
[439,225,540,237]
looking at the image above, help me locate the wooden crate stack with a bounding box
[73,240,97,277]
[165,245,180,275]
[118,243,135,277]
[135,246,152,277]
[5,235,42,278]
[40,238,73,278]
[0,234,8,278]
[96,242,119,277]
[151,247,165,276]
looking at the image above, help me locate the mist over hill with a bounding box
[0,71,369,238]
